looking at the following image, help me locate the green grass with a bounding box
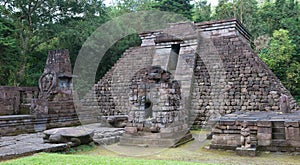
[1,153,204,165]
[64,144,97,154]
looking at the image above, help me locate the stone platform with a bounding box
[0,123,124,160]
[236,147,257,157]
[120,130,194,147]
[210,111,300,152]
[0,133,68,160]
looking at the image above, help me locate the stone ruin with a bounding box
[30,50,80,130]
[93,18,299,148]
[120,66,193,147]
[0,50,79,136]
[32,49,75,115]
[0,18,300,151]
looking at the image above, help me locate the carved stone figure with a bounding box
[280,93,290,113]
[38,67,57,99]
[127,66,181,133]
[240,121,251,148]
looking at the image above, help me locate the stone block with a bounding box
[236,147,257,157]
[212,128,223,134]
[272,121,285,128]
[257,121,271,127]
[272,139,288,147]
[216,125,227,129]
[257,133,272,140]
[285,127,300,140]
[124,127,137,134]
[227,139,239,146]
[223,130,239,134]
[160,127,174,133]
[285,121,299,127]
[288,140,300,147]
[258,139,271,146]
[219,120,236,126]
[211,134,224,144]
[257,127,272,134]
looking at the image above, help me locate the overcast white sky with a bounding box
[103,0,220,7]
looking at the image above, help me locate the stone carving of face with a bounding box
[128,66,182,131]
[148,67,163,81]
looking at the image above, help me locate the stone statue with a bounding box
[280,93,290,113]
[38,67,56,99]
[240,121,251,148]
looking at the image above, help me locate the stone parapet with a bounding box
[0,113,80,136]
[0,86,38,116]
[210,111,300,152]
[195,18,251,43]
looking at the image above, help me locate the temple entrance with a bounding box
[120,66,193,147]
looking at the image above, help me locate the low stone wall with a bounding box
[0,86,38,115]
[210,111,300,152]
[0,113,80,136]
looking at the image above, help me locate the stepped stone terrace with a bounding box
[92,18,299,148]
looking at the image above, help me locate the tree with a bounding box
[193,0,212,22]
[0,18,20,85]
[255,0,300,61]
[152,0,193,20]
[108,0,156,17]
[213,0,258,35]
[0,0,109,86]
[213,0,235,20]
[259,29,300,99]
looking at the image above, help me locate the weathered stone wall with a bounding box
[0,50,81,136]
[0,113,79,136]
[210,112,300,152]
[190,19,299,129]
[0,87,38,115]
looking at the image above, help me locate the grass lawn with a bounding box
[0,153,203,165]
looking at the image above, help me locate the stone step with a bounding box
[119,131,193,147]
[272,133,286,139]
[271,139,288,146]
[272,127,285,134]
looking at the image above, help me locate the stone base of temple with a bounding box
[236,147,257,157]
[119,130,193,147]
[210,111,300,152]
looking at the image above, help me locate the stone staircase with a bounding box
[76,46,155,124]
[76,88,100,125]
[95,46,155,116]
[271,121,287,146]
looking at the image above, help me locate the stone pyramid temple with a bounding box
[82,18,299,147]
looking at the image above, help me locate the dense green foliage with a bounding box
[152,0,193,19]
[259,29,300,100]
[0,18,19,85]
[0,0,299,101]
[193,0,212,22]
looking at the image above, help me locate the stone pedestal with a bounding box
[31,98,48,115]
[236,147,257,157]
